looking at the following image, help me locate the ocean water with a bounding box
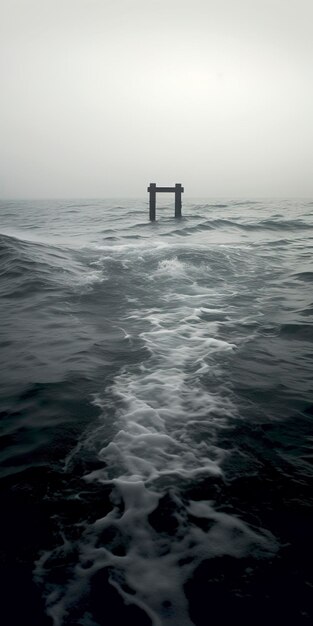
[0,198,312,626]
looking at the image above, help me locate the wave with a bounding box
[0,232,106,300]
[149,216,313,240]
[206,217,313,232]
[0,233,59,297]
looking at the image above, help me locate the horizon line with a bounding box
[1,195,313,201]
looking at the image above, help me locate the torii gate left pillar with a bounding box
[147,183,184,221]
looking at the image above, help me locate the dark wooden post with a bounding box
[175,183,182,218]
[148,183,156,221]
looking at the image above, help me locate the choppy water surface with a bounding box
[0,198,313,625]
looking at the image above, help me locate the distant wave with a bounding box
[157,216,313,240]
[205,217,313,231]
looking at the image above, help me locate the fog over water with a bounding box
[1,0,313,198]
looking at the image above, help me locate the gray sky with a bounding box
[1,0,313,198]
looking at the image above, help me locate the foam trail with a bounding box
[36,251,277,626]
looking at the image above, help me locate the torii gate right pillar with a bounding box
[175,183,183,218]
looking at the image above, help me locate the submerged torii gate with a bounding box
[147,183,184,221]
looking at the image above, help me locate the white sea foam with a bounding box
[76,269,106,287]
[156,257,189,277]
[90,240,170,254]
[38,248,278,626]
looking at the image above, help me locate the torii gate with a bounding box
[147,183,184,221]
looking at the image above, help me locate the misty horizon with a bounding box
[1,0,313,199]
[1,194,313,201]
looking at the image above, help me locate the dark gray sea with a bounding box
[0,198,313,626]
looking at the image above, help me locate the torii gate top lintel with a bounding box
[147,183,184,220]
